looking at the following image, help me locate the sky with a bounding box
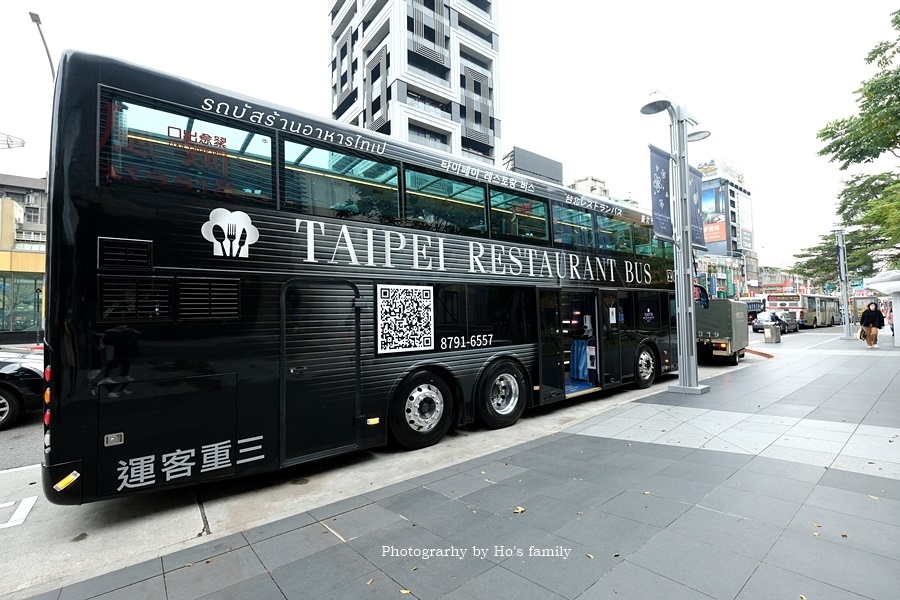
[2,1,897,269]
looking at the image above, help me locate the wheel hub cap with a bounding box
[490,374,520,415]
[405,384,444,432]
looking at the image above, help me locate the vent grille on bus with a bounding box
[178,279,240,320]
[98,238,152,269]
[99,277,172,321]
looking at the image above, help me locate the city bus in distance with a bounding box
[739,296,765,324]
[42,52,679,504]
[766,293,840,327]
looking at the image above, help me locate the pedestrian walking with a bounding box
[859,302,885,348]
[889,308,894,336]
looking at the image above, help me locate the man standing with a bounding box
[859,302,886,349]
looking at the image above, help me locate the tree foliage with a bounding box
[803,9,900,279]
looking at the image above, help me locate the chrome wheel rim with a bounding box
[404,383,444,432]
[490,374,520,416]
[637,350,655,382]
[0,397,8,423]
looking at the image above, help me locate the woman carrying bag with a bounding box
[859,302,886,349]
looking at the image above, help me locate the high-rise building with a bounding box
[329,0,500,165]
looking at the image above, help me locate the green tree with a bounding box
[814,9,900,271]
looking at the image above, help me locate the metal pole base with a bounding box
[667,384,711,395]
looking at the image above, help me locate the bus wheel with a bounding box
[477,360,527,429]
[634,345,656,389]
[0,389,22,431]
[390,371,454,450]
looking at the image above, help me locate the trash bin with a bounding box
[763,323,781,343]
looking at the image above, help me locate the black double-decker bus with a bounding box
[42,52,678,504]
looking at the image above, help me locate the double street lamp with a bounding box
[29,12,56,81]
[832,227,854,339]
[642,93,710,395]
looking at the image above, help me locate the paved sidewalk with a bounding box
[27,336,900,600]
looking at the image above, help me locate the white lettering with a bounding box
[295,219,325,263]
[470,241,486,273]
[568,254,581,279]
[384,231,406,268]
[331,224,360,265]
[490,244,507,274]
[412,234,432,270]
[508,247,523,275]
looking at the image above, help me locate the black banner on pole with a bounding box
[689,165,708,251]
[648,145,673,242]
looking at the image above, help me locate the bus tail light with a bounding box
[44,365,51,381]
[43,410,51,426]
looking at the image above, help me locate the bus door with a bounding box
[281,280,362,465]
[600,291,622,385]
[538,289,565,402]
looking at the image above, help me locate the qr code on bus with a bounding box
[377,284,434,354]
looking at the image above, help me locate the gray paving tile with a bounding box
[379,547,493,600]
[681,448,754,469]
[741,455,827,483]
[402,496,494,538]
[598,489,691,528]
[242,512,316,544]
[619,440,697,460]
[579,463,653,490]
[722,468,817,503]
[407,467,460,485]
[500,534,614,599]
[25,591,61,600]
[735,563,871,600]
[818,467,900,501]
[698,485,801,528]
[161,534,248,572]
[58,558,163,600]
[457,483,538,517]
[348,519,447,568]
[657,459,737,485]
[251,523,342,570]
[803,485,900,527]
[80,577,166,600]
[628,530,759,600]
[425,472,496,498]
[462,461,528,483]
[503,469,573,494]
[323,503,405,541]
[490,493,583,533]
[764,530,900,599]
[197,573,285,600]
[541,478,623,508]
[756,404,816,419]
[629,472,717,504]
[667,505,783,561]
[447,512,551,564]
[504,450,593,476]
[164,546,266,600]
[378,487,455,520]
[553,511,660,554]
[313,572,409,600]
[580,561,716,599]
[441,564,567,600]
[805,407,868,423]
[270,544,377,600]
[307,495,372,521]
[361,479,421,503]
[788,505,900,560]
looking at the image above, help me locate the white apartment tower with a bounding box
[329,0,500,165]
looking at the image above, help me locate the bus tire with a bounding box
[389,371,454,450]
[476,359,527,430]
[0,389,22,431]
[634,345,657,389]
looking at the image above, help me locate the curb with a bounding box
[745,347,775,359]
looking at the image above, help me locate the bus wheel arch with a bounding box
[475,358,529,429]
[634,343,658,389]
[388,369,456,450]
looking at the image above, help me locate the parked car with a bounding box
[752,311,799,334]
[0,350,44,430]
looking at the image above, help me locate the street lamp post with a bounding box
[29,12,56,81]
[34,288,43,345]
[642,94,710,394]
[832,227,854,339]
